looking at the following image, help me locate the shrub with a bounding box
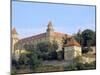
[36,41,58,60]
[64,63,77,71]
[74,56,83,63]
[82,47,93,54]
[57,51,64,60]
[12,59,17,66]
[17,50,42,70]
[11,66,17,75]
[64,61,96,71]
[11,70,17,75]
[48,51,57,60]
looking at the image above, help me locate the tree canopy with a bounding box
[74,29,95,47]
[82,29,95,47]
[36,41,58,60]
[73,29,95,53]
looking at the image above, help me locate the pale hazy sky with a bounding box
[12,1,96,38]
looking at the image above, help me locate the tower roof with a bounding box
[47,21,54,32]
[64,37,80,47]
[48,21,53,27]
[12,28,18,34]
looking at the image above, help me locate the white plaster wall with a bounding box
[64,46,82,61]
[64,46,74,61]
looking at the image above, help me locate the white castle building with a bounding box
[12,21,82,60]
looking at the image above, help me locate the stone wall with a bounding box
[82,56,95,63]
[64,46,82,61]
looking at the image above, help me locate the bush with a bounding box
[64,63,77,71]
[76,63,86,70]
[12,59,17,66]
[64,61,96,71]
[12,58,20,69]
[48,51,57,60]
[18,54,29,65]
[74,56,83,63]
[17,50,42,70]
[36,41,58,60]
[83,61,96,69]
[57,51,64,60]
[29,53,42,70]
[11,70,17,75]
[82,47,93,54]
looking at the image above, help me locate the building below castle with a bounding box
[12,21,82,60]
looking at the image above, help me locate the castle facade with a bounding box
[12,21,82,60]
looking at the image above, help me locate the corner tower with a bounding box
[12,28,19,55]
[64,37,82,61]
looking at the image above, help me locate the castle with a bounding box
[12,21,82,60]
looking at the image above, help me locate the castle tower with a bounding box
[64,37,82,61]
[12,28,19,55]
[46,21,54,42]
[46,21,54,35]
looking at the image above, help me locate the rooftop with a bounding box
[64,37,80,47]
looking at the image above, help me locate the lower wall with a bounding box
[82,56,95,63]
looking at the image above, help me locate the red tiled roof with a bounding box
[64,38,80,47]
[18,32,71,44]
[53,32,65,38]
[53,32,71,39]
[19,33,46,43]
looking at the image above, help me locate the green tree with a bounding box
[18,54,29,66]
[49,41,58,60]
[82,47,93,54]
[82,29,95,47]
[57,51,64,60]
[36,42,50,60]
[26,50,42,70]
[36,41,58,60]
[17,43,42,70]
[74,29,82,45]
[24,44,34,51]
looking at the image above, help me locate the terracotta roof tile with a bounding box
[18,33,46,44]
[18,32,72,44]
[64,38,80,47]
[53,32,71,39]
[53,32,65,38]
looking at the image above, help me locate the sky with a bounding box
[12,1,96,38]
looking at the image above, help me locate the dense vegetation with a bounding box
[36,41,58,60]
[12,56,96,74]
[74,29,96,53]
[11,41,60,74]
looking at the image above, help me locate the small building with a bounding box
[64,38,82,61]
